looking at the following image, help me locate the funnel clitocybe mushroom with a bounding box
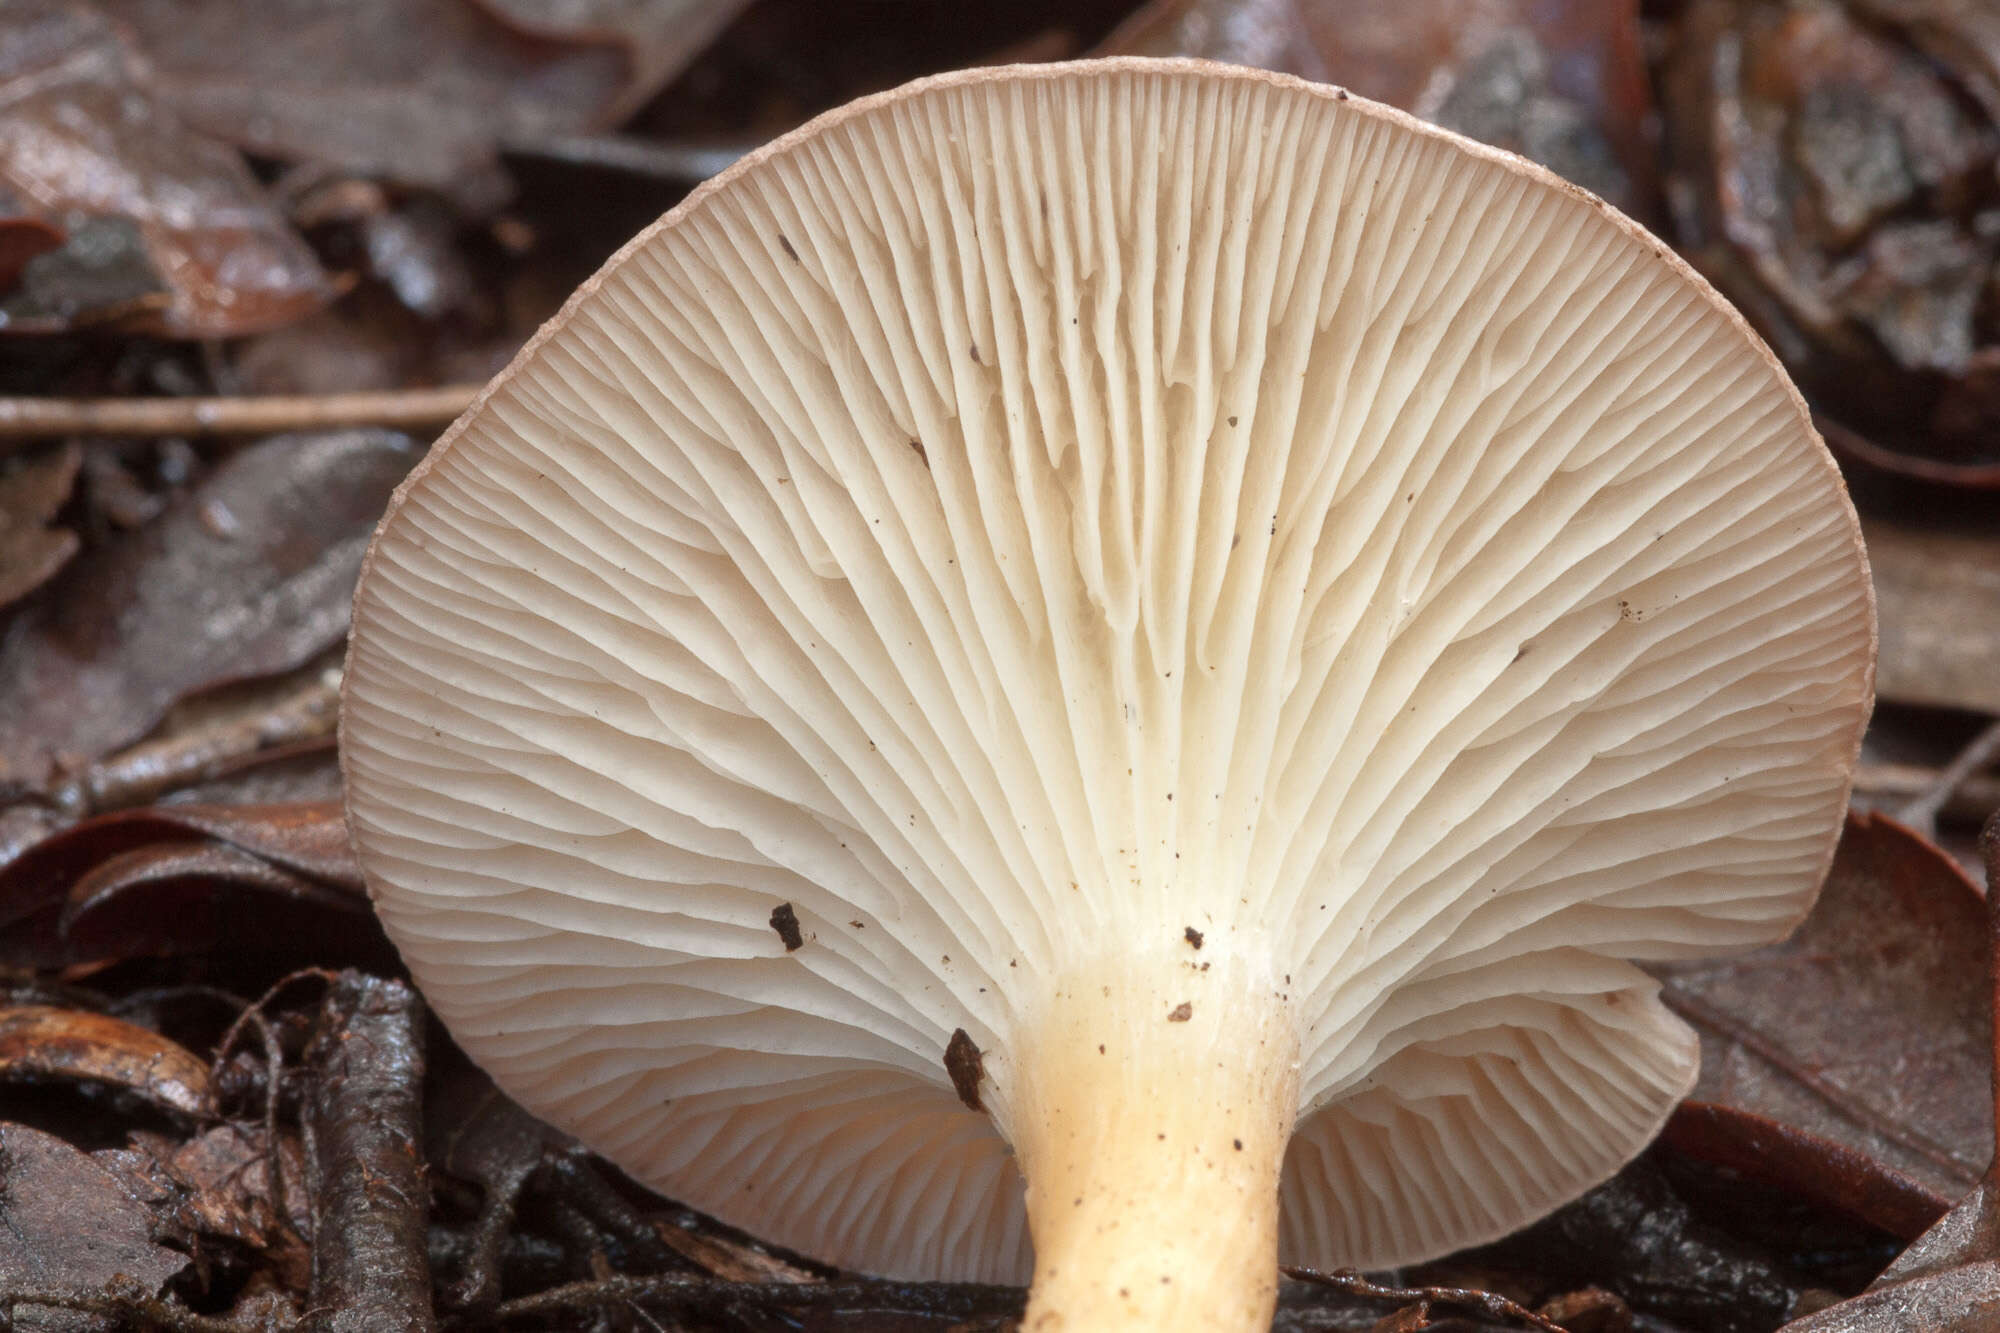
[341,59,1875,1333]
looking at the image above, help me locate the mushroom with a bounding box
[341,59,1874,1332]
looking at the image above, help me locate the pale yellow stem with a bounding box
[1008,955,1299,1333]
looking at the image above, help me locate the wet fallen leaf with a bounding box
[0,443,82,610]
[0,429,418,794]
[0,801,359,905]
[1860,512,2000,716]
[0,1,331,337]
[100,0,739,206]
[1652,811,1992,1202]
[0,1120,189,1312]
[1099,0,1658,219]
[0,1005,212,1120]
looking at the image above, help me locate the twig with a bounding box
[0,1281,257,1333]
[0,384,482,442]
[240,1006,295,1240]
[1900,718,2000,838]
[1982,809,2000,1141]
[212,968,342,1074]
[479,1275,1025,1324]
[305,973,434,1333]
[503,133,751,183]
[1280,1266,1570,1332]
[48,672,341,817]
[1854,762,2000,820]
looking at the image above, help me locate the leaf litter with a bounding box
[0,1,1997,1330]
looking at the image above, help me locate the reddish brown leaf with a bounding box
[0,442,81,610]
[63,838,359,950]
[0,801,366,977]
[1099,0,1659,220]
[1652,812,1993,1201]
[1,801,357,907]
[0,1005,212,1119]
[1663,1101,1950,1242]
[163,737,345,810]
[0,1121,189,1298]
[0,1,330,337]
[0,429,416,793]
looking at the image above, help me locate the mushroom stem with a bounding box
[1009,954,1299,1332]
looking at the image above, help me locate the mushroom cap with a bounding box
[341,59,1874,1278]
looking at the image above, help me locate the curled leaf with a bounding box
[0,1005,213,1119]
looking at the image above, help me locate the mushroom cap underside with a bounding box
[342,59,1875,1278]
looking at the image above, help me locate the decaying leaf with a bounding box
[1778,812,2000,1328]
[1660,0,2000,479]
[1653,812,1993,1202]
[1778,1175,2000,1330]
[0,430,417,794]
[119,1123,311,1261]
[0,0,331,337]
[1099,0,1658,218]
[0,1121,189,1320]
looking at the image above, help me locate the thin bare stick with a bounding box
[484,1275,1025,1323]
[505,132,751,182]
[1900,718,2000,838]
[1279,1266,1570,1332]
[49,672,340,817]
[1854,762,2000,818]
[1982,809,2000,1144]
[0,1283,249,1333]
[0,384,482,443]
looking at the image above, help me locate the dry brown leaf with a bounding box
[0,1121,190,1315]
[0,429,417,794]
[1098,0,1658,219]
[1652,812,1992,1202]
[0,443,81,610]
[0,1,330,337]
